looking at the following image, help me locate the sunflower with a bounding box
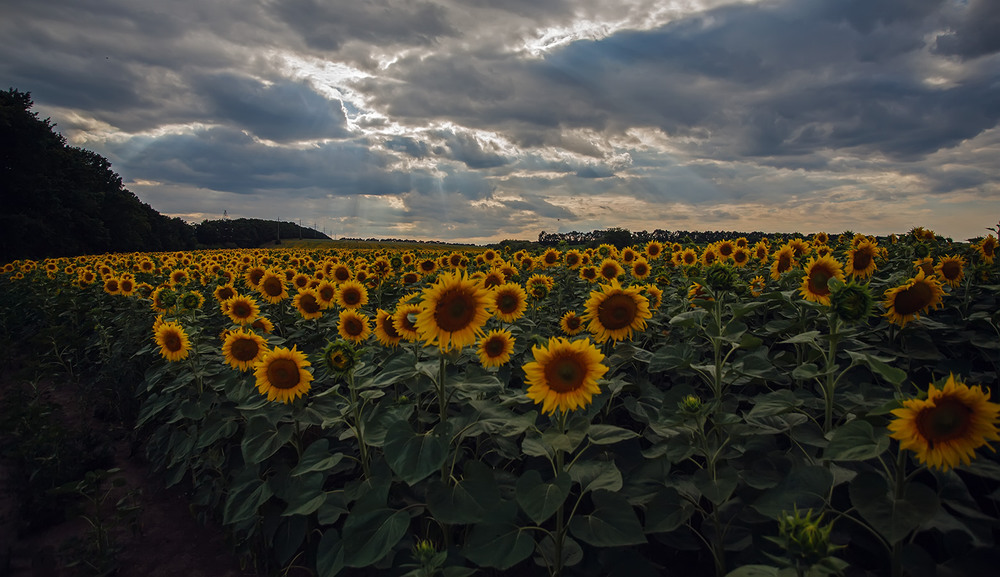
[214,284,237,303]
[416,272,492,351]
[490,282,528,323]
[338,309,371,344]
[787,238,811,259]
[598,258,624,281]
[119,278,136,296]
[292,273,311,292]
[244,266,267,289]
[541,248,561,267]
[883,269,945,328]
[103,277,121,295]
[752,241,770,262]
[645,241,663,260]
[582,279,653,343]
[154,321,191,362]
[770,245,797,280]
[799,256,845,305]
[393,303,423,341]
[631,258,651,280]
[560,311,584,336]
[336,280,369,310]
[846,241,878,279]
[912,257,935,278]
[251,316,275,334]
[315,280,338,308]
[332,264,353,282]
[168,268,190,287]
[179,290,205,311]
[935,255,965,288]
[715,240,735,260]
[731,248,750,268]
[225,295,260,325]
[889,374,1000,471]
[294,288,324,320]
[701,246,718,267]
[525,274,554,300]
[222,329,269,372]
[523,337,609,415]
[680,248,699,267]
[374,308,404,348]
[977,235,997,264]
[477,329,515,368]
[688,282,714,308]
[254,346,313,404]
[579,266,599,283]
[641,284,663,310]
[750,275,767,297]
[257,271,288,304]
[620,247,638,264]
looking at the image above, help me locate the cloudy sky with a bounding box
[3,0,998,243]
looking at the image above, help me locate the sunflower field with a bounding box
[1,228,999,577]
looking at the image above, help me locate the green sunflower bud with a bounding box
[913,242,930,258]
[679,394,703,414]
[770,507,841,568]
[323,340,359,375]
[830,280,873,323]
[704,263,737,292]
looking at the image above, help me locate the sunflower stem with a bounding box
[349,369,371,479]
[437,353,448,427]
[551,410,568,577]
[823,315,841,434]
[890,448,908,577]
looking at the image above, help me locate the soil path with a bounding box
[1,378,255,577]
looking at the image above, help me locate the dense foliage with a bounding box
[2,228,999,577]
[194,218,331,248]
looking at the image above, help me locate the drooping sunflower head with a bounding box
[523,337,609,415]
[882,269,945,328]
[582,279,653,343]
[641,284,664,310]
[750,275,767,297]
[254,346,313,404]
[830,280,874,324]
[798,255,845,305]
[704,263,738,293]
[154,321,191,362]
[912,257,935,278]
[477,329,515,368]
[889,374,1000,471]
[222,329,269,372]
[579,266,599,283]
[416,272,492,351]
[526,274,554,300]
[935,255,965,288]
[490,282,528,323]
[179,290,205,311]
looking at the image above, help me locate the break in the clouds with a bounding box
[2,0,998,243]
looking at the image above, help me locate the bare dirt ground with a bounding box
[1,377,255,577]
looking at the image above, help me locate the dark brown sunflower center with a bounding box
[566,254,580,266]
[497,292,519,314]
[852,249,872,271]
[483,337,506,357]
[777,254,792,272]
[718,245,733,257]
[484,274,503,289]
[704,252,716,265]
[261,277,283,296]
[342,289,361,306]
[106,280,119,291]
[420,261,435,272]
[319,286,335,300]
[941,261,961,280]
[232,301,253,318]
[734,252,747,264]
[601,264,619,278]
[335,269,351,281]
[381,316,402,338]
[218,287,236,300]
[598,293,638,331]
[435,290,476,332]
[163,332,182,352]
[808,267,834,296]
[343,316,364,336]
[684,253,697,264]
[566,316,581,330]
[634,263,649,275]
[893,281,934,315]
[915,397,973,446]
[544,354,586,393]
[266,358,301,389]
[231,338,260,362]
[249,270,265,285]
[299,294,321,313]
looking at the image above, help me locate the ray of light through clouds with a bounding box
[2,0,998,242]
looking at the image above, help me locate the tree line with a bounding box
[537,227,799,249]
[0,89,327,262]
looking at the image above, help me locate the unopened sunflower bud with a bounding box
[323,339,359,375]
[830,281,873,323]
[680,394,702,414]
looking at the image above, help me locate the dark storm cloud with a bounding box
[431,129,511,168]
[932,0,1000,59]
[193,73,351,141]
[272,0,456,51]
